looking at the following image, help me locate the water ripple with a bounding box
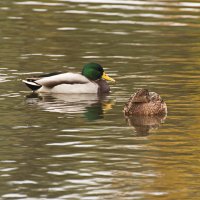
[46,141,81,146]
[59,0,167,6]
[0,167,17,172]
[52,153,85,158]
[90,19,188,27]
[9,180,38,185]
[14,1,64,6]
[47,170,78,175]
[32,8,48,12]
[2,194,27,198]
[60,10,198,19]
[57,27,79,31]
[0,72,15,83]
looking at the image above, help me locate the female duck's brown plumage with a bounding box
[123,89,167,116]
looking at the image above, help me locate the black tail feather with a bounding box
[23,80,41,91]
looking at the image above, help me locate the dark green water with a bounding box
[1,0,200,199]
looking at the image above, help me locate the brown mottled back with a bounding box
[123,89,167,116]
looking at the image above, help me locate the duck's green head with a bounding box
[82,63,115,82]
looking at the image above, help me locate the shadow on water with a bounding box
[125,114,167,136]
[25,92,115,121]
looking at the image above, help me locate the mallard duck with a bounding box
[123,89,167,116]
[22,63,115,94]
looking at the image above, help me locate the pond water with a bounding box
[1,0,200,199]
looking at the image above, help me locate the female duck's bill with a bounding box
[22,63,115,94]
[123,89,167,116]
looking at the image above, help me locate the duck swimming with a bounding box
[22,63,115,94]
[123,89,167,116]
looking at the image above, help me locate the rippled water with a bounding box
[1,0,200,199]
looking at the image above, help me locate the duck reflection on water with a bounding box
[25,93,115,121]
[125,114,167,136]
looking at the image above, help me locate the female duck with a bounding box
[123,89,167,116]
[23,63,115,94]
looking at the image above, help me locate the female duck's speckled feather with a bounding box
[22,63,115,94]
[123,89,167,116]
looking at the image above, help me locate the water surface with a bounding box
[0,0,200,199]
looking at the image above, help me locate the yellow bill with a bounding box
[102,72,115,82]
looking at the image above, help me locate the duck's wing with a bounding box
[36,73,90,87]
[23,73,90,90]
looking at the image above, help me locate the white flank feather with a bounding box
[37,82,99,94]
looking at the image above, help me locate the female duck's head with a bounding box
[82,63,115,82]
